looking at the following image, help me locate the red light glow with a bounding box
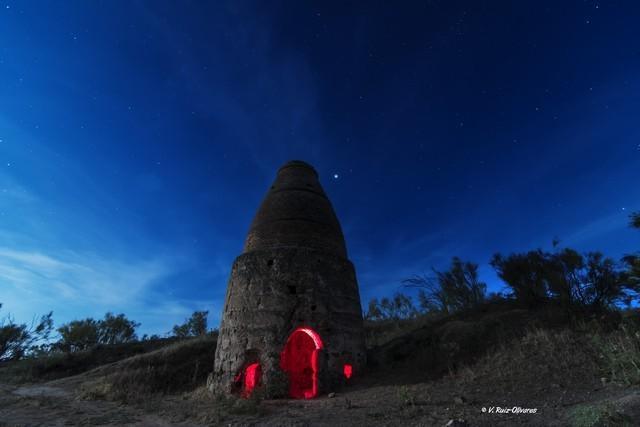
[242,363,261,397]
[280,327,323,399]
[343,364,353,379]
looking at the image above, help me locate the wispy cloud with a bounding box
[0,247,209,336]
[0,171,39,206]
[562,211,632,247]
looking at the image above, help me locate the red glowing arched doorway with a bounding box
[280,327,323,399]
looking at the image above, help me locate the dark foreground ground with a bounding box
[1,370,639,426]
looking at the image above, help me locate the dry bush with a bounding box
[568,402,632,427]
[591,324,640,386]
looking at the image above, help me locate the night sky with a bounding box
[1,1,638,335]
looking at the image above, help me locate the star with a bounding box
[333,174,339,179]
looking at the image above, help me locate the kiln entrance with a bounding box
[280,327,323,399]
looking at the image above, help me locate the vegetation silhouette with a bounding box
[172,311,210,338]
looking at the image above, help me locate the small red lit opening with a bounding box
[280,327,323,399]
[242,363,261,397]
[343,364,353,379]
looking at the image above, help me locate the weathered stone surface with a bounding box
[210,160,366,398]
[243,160,348,258]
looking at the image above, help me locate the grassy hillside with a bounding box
[0,338,178,384]
[366,300,634,383]
[76,335,217,403]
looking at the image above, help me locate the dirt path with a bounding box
[0,383,201,427]
[2,377,639,427]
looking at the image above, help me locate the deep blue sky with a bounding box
[1,1,638,335]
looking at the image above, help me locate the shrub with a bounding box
[365,293,418,321]
[403,257,487,314]
[57,319,100,352]
[491,248,635,311]
[490,250,550,307]
[172,311,210,338]
[0,304,53,361]
[569,403,632,427]
[592,324,640,385]
[98,312,140,345]
[57,312,141,353]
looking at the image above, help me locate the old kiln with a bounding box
[210,160,366,399]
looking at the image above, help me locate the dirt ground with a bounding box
[2,371,639,427]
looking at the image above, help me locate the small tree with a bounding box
[57,318,100,352]
[491,250,549,307]
[492,248,635,311]
[404,274,450,313]
[98,312,140,345]
[57,312,141,352]
[547,249,627,311]
[364,298,384,321]
[546,248,584,308]
[0,304,53,362]
[172,311,209,338]
[583,252,627,309]
[630,212,640,229]
[378,297,395,320]
[141,333,161,341]
[436,257,486,312]
[622,212,640,294]
[364,293,417,321]
[391,293,418,320]
[404,257,486,314]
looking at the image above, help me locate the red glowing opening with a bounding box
[242,363,261,397]
[343,364,353,379]
[280,327,323,399]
